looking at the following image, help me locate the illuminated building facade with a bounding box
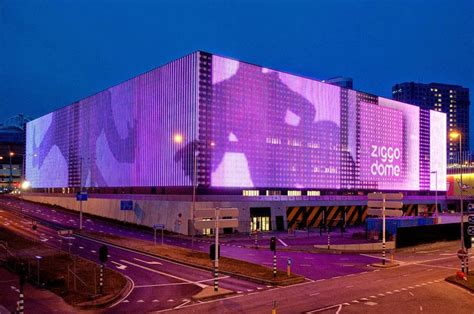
[26,52,447,194]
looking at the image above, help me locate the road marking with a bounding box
[137,300,144,303]
[365,301,377,306]
[345,285,354,288]
[378,293,385,296]
[91,250,96,253]
[167,299,174,302]
[370,296,377,299]
[316,279,326,282]
[394,289,400,293]
[152,299,159,302]
[133,257,162,265]
[174,300,191,309]
[360,298,368,301]
[305,304,343,313]
[386,291,393,294]
[79,246,84,249]
[335,304,342,314]
[352,300,359,303]
[122,300,129,303]
[300,264,312,267]
[237,291,243,294]
[120,260,207,288]
[277,238,288,247]
[409,292,414,296]
[110,261,128,270]
[310,292,320,296]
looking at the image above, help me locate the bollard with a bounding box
[287,258,291,277]
[390,252,394,264]
[272,300,277,314]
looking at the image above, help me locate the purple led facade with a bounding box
[26,53,198,188]
[206,54,446,191]
[25,51,446,191]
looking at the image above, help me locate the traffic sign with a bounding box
[468,203,474,212]
[76,192,88,201]
[468,226,474,236]
[367,201,403,209]
[367,193,403,200]
[469,215,474,224]
[153,224,165,229]
[194,219,239,229]
[367,208,403,217]
[195,208,239,219]
[120,200,133,211]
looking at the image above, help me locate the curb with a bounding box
[76,272,133,310]
[75,232,305,287]
[445,274,474,293]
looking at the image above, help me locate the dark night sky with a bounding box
[1,0,473,142]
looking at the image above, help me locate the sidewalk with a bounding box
[0,267,81,313]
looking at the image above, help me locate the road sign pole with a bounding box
[327,227,330,250]
[382,195,386,265]
[161,227,164,245]
[79,157,83,230]
[154,228,157,246]
[214,208,219,292]
[100,263,104,294]
[273,252,277,278]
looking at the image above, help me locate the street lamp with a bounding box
[173,133,197,249]
[450,131,465,272]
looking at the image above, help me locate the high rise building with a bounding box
[392,82,470,161]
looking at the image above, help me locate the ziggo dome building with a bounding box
[23,51,447,234]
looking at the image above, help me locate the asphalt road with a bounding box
[171,243,474,313]
[0,201,270,312]
[2,196,473,313]
[0,197,380,281]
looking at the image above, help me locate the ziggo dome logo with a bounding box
[370,145,401,177]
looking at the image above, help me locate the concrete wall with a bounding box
[23,193,448,235]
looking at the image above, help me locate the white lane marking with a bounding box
[79,246,84,249]
[137,300,144,303]
[174,300,192,309]
[370,296,377,299]
[352,300,359,303]
[346,285,354,288]
[335,304,343,314]
[300,264,312,267]
[310,292,320,296]
[152,299,159,302]
[109,275,135,308]
[277,238,288,247]
[111,261,128,270]
[365,301,377,306]
[167,299,174,302]
[305,304,343,313]
[409,292,414,296]
[122,300,129,303]
[120,259,207,288]
[133,257,162,265]
[91,250,96,253]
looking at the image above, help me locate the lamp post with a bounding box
[9,151,14,190]
[430,171,438,217]
[450,131,465,272]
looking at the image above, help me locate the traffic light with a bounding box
[270,236,276,252]
[210,244,220,260]
[99,245,109,263]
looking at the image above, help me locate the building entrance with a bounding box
[250,207,271,231]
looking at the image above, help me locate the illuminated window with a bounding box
[307,191,320,196]
[243,190,259,196]
[287,190,302,196]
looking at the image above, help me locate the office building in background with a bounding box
[392,82,470,162]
